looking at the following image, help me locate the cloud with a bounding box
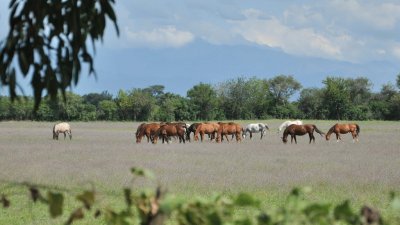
[125,26,195,48]
[231,10,342,60]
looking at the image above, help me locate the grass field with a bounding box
[1,120,400,224]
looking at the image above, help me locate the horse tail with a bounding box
[313,125,325,136]
[356,124,360,135]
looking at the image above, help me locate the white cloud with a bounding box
[232,12,342,60]
[330,0,400,31]
[125,26,194,48]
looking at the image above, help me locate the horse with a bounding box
[194,123,220,142]
[186,123,202,142]
[216,122,242,143]
[152,124,186,144]
[136,123,161,143]
[135,122,146,140]
[282,124,324,144]
[242,123,269,140]
[278,120,303,133]
[326,123,360,142]
[53,122,72,140]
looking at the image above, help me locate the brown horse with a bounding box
[282,124,325,144]
[153,124,186,144]
[136,123,162,143]
[194,123,220,142]
[216,122,242,143]
[326,123,360,142]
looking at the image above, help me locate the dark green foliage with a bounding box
[1,76,400,121]
[0,0,119,110]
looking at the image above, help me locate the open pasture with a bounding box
[1,121,400,211]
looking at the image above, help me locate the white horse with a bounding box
[53,122,72,140]
[242,123,269,139]
[277,120,303,133]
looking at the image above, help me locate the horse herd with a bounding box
[51,120,360,144]
[133,120,360,144]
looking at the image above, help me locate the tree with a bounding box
[98,100,118,120]
[397,73,400,89]
[298,88,325,119]
[321,77,351,120]
[83,91,113,107]
[345,77,372,105]
[187,83,218,120]
[268,75,302,106]
[0,0,119,110]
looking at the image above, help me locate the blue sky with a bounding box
[1,0,400,97]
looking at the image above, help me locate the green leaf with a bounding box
[47,192,64,218]
[333,200,358,223]
[130,167,155,179]
[76,191,95,210]
[234,193,260,207]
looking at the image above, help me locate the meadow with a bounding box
[0,120,399,224]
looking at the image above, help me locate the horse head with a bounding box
[281,136,288,144]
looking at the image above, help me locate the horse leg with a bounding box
[335,133,340,142]
[68,130,72,140]
[294,135,297,144]
[250,132,253,139]
[63,132,66,140]
[260,131,263,140]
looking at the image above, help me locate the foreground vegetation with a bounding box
[1,168,400,225]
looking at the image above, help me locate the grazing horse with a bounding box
[216,122,242,143]
[278,120,303,133]
[186,123,202,142]
[242,123,269,140]
[136,123,161,143]
[135,123,146,140]
[282,124,324,144]
[194,123,220,142]
[153,124,186,144]
[53,122,72,140]
[326,123,360,142]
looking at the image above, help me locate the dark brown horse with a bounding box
[282,124,325,144]
[326,123,360,142]
[216,122,242,143]
[194,123,220,142]
[186,123,202,141]
[153,124,186,144]
[136,123,162,143]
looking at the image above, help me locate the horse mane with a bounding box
[326,124,337,137]
[355,124,360,135]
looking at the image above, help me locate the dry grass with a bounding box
[1,120,399,195]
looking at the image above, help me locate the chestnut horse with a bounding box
[326,123,360,142]
[136,123,162,143]
[194,123,220,142]
[153,124,186,144]
[216,122,242,143]
[282,124,325,144]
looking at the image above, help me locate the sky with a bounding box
[1,0,400,98]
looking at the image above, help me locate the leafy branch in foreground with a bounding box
[1,168,399,225]
[0,0,119,110]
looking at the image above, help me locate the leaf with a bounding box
[47,192,64,218]
[333,200,358,223]
[1,195,10,208]
[130,167,155,179]
[234,193,260,207]
[18,49,29,75]
[29,187,41,203]
[76,191,95,210]
[66,208,84,225]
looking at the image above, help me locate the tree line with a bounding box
[1,75,399,121]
